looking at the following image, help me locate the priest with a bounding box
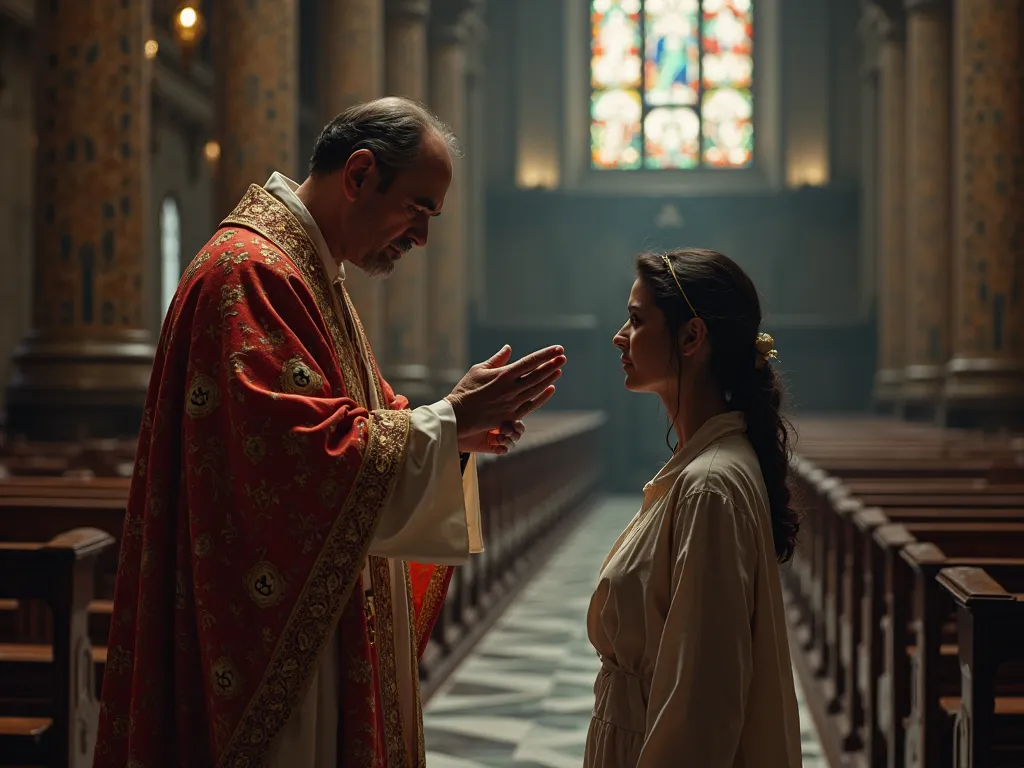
[93,97,565,768]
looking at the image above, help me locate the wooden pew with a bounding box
[0,528,114,768]
[788,419,1024,768]
[938,566,1024,768]
[788,459,1024,713]
[875,523,1024,768]
[840,504,1024,768]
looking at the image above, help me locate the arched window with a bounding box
[159,196,182,317]
[589,0,754,170]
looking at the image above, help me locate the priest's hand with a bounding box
[459,420,525,456]
[446,345,564,439]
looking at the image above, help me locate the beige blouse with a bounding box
[585,411,802,768]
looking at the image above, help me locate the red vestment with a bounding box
[94,186,453,768]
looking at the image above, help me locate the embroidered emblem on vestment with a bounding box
[185,374,219,418]
[246,561,286,608]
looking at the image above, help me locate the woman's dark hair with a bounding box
[636,248,799,563]
[308,97,460,191]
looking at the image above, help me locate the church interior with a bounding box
[0,0,1022,766]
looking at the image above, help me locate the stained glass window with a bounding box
[590,0,754,170]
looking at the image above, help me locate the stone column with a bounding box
[873,16,908,411]
[6,0,156,440]
[945,0,1024,425]
[465,10,488,324]
[211,0,298,218]
[320,0,387,352]
[858,3,884,321]
[428,1,474,393]
[903,0,952,419]
[383,0,432,403]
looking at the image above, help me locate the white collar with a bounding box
[263,172,346,283]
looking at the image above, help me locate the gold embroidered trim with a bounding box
[405,563,428,767]
[371,556,408,767]
[221,185,367,409]
[217,407,410,767]
[343,286,387,407]
[415,566,452,656]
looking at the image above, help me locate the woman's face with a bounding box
[613,278,676,395]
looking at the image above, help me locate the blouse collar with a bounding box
[645,410,747,492]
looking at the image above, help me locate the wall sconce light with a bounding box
[787,157,829,189]
[173,2,206,67]
[203,140,221,163]
[516,160,559,190]
[145,39,160,60]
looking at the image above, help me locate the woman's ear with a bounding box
[678,318,707,358]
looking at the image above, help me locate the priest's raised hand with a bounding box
[446,344,565,455]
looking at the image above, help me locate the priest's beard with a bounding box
[360,238,412,279]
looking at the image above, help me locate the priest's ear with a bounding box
[342,149,376,200]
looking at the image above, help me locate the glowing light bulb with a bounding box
[178,7,198,29]
[204,140,221,162]
[144,39,159,60]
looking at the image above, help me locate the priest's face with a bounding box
[347,131,453,278]
[613,278,679,395]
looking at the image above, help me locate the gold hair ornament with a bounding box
[660,254,699,318]
[755,333,779,369]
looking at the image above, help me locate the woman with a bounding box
[585,249,802,767]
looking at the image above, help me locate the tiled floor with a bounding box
[423,495,828,767]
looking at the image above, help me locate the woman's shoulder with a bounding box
[673,433,764,513]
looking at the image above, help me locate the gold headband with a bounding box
[660,255,699,318]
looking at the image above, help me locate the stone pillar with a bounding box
[6,0,156,440]
[945,0,1024,425]
[858,3,884,321]
[320,0,387,352]
[873,17,908,412]
[428,1,473,393]
[903,0,952,419]
[465,10,488,324]
[211,0,298,218]
[383,0,432,403]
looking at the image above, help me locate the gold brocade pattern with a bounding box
[220,409,411,767]
[343,286,387,407]
[221,185,368,408]
[370,556,409,766]
[406,563,428,767]
[214,187,414,767]
[415,566,453,655]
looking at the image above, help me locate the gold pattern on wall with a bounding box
[32,0,152,332]
[212,0,299,219]
[952,0,1024,361]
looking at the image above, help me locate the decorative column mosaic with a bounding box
[945,0,1024,422]
[903,0,952,414]
[6,0,156,439]
[874,19,908,409]
[383,0,432,403]
[212,0,298,218]
[321,0,387,353]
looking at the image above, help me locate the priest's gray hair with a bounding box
[308,97,461,191]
